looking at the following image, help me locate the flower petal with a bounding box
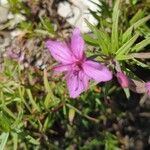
[66,70,89,98]
[46,40,73,64]
[83,60,112,83]
[53,64,72,73]
[71,28,85,59]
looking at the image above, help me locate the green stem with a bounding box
[66,104,99,123]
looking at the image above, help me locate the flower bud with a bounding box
[145,82,150,96]
[116,72,129,88]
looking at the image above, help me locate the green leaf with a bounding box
[12,132,18,150]
[131,37,150,52]
[0,132,9,150]
[116,33,139,56]
[26,89,40,112]
[43,69,51,93]
[85,20,111,55]
[8,0,30,14]
[43,115,54,131]
[115,55,131,60]
[132,59,150,68]
[68,108,75,124]
[83,34,99,46]
[130,0,138,5]
[89,10,101,21]
[44,92,52,109]
[43,69,58,109]
[19,21,33,31]
[39,16,55,34]
[26,135,40,145]
[122,15,150,43]
[111,0,120,52]
[104,132,121,150]
[98,0,111,18]
[0,112,11,132]
[123,88,130,100]
[3,107,16,119]
[138,25,150,37]
[129,9,145,25]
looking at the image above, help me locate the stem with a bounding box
[34,29,54,37]
[66,104,99,123]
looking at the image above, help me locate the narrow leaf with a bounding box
[68,108,75,125]
[116,55,131,60]
[43,69,55,109]
[122,15,150,43]
[26,135,40,145]
[43,69,51,93]
[131,37,150,52]
[123,88,130,100]
[85,20,110,54]
[26,89,40,111]
[111,0,120,52]
[130,9,145,25]
[0,112,11,132]
[39,16,55,34]
[44,92,52,109]
[83,34,99,46]
[116,33,139,56]
[0,132,9,150]
[132,58,150,68]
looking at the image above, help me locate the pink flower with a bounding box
[145,82,150,96]
[46,28,112,98]
[116,72,129,88]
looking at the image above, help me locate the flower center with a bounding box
[76,61,83,70]
[72,61,83,76]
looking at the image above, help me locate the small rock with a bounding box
[57,0,100,32]
[0,32,11,51]
[0,6,9,23]
[0,0,8,5]
[35,59,43,68]
[11,30,23,38]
